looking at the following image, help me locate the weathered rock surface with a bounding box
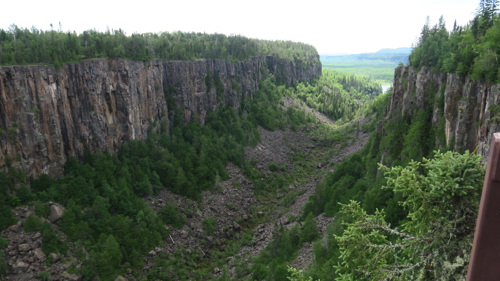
[389,66,500,160]
[0,55,321,177]
[49,204,65,223]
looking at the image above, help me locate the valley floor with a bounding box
[1,97,373,281]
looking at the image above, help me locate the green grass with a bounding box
[321,55,406,84]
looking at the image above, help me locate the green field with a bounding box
[320,50,410,85]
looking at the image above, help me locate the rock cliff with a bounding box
[0,55,321,177]
[388,66,500,160]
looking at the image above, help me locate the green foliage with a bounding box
[41,221,68,254]
[202,217,217,236]
[94,234,123,280]
[24,215,43,232]
[287,266,314,281]
[34,200,51,217]
[268,162,280,172]
[321,51,410,84]
[39,270,50,281]
[299,213,319,244]
[0,25,319,69]
[158,203,186,229]
[0,238,7,249]
[0,172,17,231]
[292,69,382,123]
[334,150,484,280]
[410,3,500,83]
[9,195,20,207]
[0,252,8,276]
[16,184,32,204]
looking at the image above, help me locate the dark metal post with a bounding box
[467,132,500,280]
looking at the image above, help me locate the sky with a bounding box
[0,0,478,55]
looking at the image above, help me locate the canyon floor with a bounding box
[1,98,372,281]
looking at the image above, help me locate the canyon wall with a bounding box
[0,55,321,177]
[389,66,500,161]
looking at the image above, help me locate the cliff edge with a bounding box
[389,66,500,160]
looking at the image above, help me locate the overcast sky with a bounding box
[0,0,478,55]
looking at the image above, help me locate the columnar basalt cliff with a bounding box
[0,55,321,177]
[388,66,500,160]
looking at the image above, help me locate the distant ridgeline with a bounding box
[322,48,411,63]
[0,25,318,69]
[410,2,500,82]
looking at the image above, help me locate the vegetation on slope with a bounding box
[291,69,381,123]
[410,0,500,82]
[0,25,318,69]
[0,55,380,280]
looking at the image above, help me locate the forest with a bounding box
[410,0,500,82]
[0,36,384,279]
[0,1,495,279]
[0,25,318,69]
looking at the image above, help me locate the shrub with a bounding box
[39,271,50,281]
[202,217,217,236]
[0,251,7,275]
[24,215,43,232]
[0,238,8,249]
[299,212,318,244]
[34,200,51,218]
[17,185,32,204]
[268,162,280,172]
[158,203,185,229]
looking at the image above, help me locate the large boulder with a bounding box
[49,204,65,223]
[34,248,46,262]
[13,260,29,274]
[18,244,31,252]
[62,271,82,281]
[49,252,61,263]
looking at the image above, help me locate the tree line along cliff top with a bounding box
[410,0,500,83]
[0,25,320,69]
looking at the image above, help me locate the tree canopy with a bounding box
[409,0,500,82]
[0,25,319,69]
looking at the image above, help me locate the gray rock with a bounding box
[232,222,241,231]
[62,271,82,281]
[7,221,23,232]
[18,243,31,252]
[114,276,127,281]
[14,260,29,273]
[49,252,61,263]
[49,205,66,223]
[0,57,320,179]
[33,239,42,249]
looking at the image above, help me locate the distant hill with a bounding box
[320,52,350,56]
[375,47,412,54]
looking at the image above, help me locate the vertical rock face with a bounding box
[389,66,500,160]
[0,55,321,177]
